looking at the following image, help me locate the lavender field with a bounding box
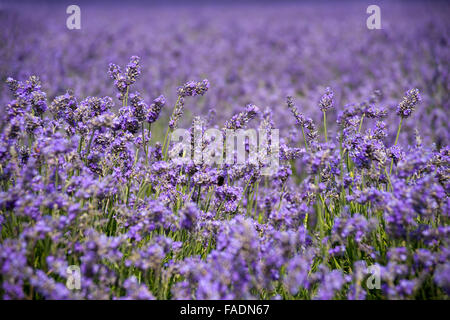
[0,1,449,300]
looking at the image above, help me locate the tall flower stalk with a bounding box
[319,87,334,143]
[389,88,421,174]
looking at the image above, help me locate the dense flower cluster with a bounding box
[0,2,448,300]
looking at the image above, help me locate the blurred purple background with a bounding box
[1,0,449,146]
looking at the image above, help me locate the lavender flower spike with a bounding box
[319,87,334,112]
[396,88,421,118]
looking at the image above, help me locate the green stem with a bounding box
[394,117,403,146]
[123,87,129,107]
[235,177,253,213]
[384,166,393,192]
[301,126,308,150]
[389,117,403,175]
[358,114,365,133]
[323,111,328,143]
[85,129,96,163]
[142,122,148,165]
[162,128,172,161]
[162,96,182,160]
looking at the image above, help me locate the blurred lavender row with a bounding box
[1,1,448,146]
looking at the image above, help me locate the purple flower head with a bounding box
[125,56,141,85]
[179,202,200,231]
[147,95,166,123]
[129,92,148,122]
[177,79,209,97]
[108,56,141,100]
[387,145,405,165]
[286,96,307,127]
[116,106,140,133]
[30,89,47,115]
[108,63,122,80]
[225,104,259,130]
[49,90,78,124]
[319,87,334,112]
[396,88,421,118]
[168,96,185,129]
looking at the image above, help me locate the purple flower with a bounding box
[147,95,166,123]
[225,104,259,130]
[319,87,334,112]
[177,79,209,97]
[125,56,141,85]
[396,88,421,118]
[179,202,200,231]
